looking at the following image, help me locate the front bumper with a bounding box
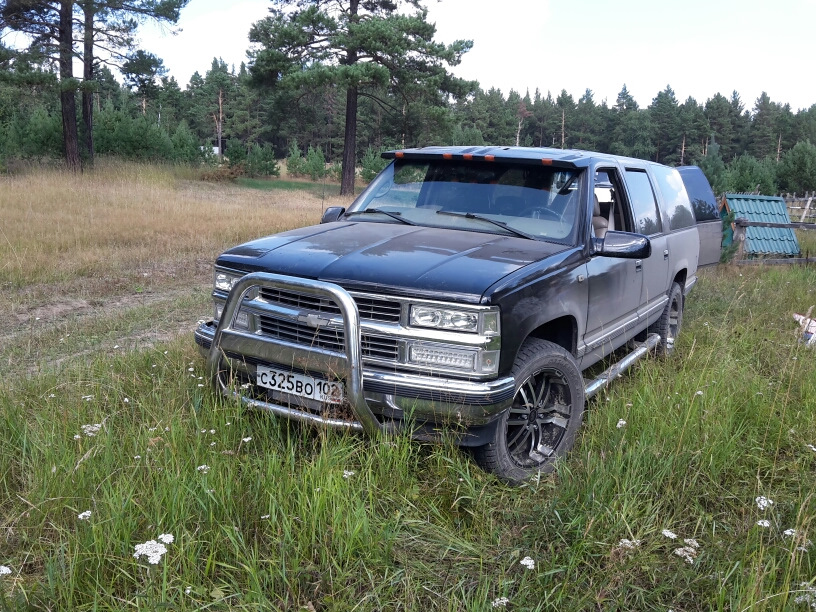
[196,273,515,441]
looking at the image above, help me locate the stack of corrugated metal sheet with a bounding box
[722,194,800,256]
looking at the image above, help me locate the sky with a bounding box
[139,0,816,113]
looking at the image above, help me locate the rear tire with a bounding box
[473,338,585,484]
[649,282,683,356]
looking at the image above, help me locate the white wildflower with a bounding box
[695,390,703,396]
[683,538,700,549]
[226,422,231,425]
[188,367,194,372]
[520,556,535,569]
[73,434,81,440]
[261,514,270,519]
[756,496,774,511]
[756,519,771,527]
[164,427,170,432]
[133,540,167,564]
[196,465,210,474]
[81,423,102,437]
[197,384,204,387]
[148,428,157,432]
[784,528,797,537]
[157,533,174,544]
[77,510,92,521]
[342,470,355,479]
[209,442,216,447]
[662,529,678,539]
[618,538,642,549]
[242,437,252,443]
[0,565,11,576]
[185,586,192,595]
[201,429,206,433]
[673,546,697,564]
[123,398,129,403]
[209,429,215,434]
[491,596,510,608]
[616,419,627,429]
[134,455,141,460]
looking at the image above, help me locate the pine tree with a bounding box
[247,0,472,194]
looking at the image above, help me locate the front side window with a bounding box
[347,160,583,244]
[624,168,663,236]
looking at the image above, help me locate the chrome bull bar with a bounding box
[205,272,382,436]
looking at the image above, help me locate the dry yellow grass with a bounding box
[0,161,352,301]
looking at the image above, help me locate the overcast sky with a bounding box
[139,0,816,113]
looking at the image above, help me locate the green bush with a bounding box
[286,139,305,177]
[170,121,201,164]
[361,146,388,182]
[246,144,280,178]
[304,145,326,181]
[328,160,342,182]
[225,138,247,166]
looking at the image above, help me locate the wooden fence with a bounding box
[732,218,816,265]
[782,193,816,224]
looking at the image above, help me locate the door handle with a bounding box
[663,249,669,260]
[635,260,643,273]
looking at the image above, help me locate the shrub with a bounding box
[304,145,327,181]
[361,146,388,182]
[246,144,280,178]
[286,139,305,177]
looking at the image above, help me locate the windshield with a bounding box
[346,160,583,244]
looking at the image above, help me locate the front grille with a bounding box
[259,287,401,323]
[258,316,344,352]
[257,315,398,360]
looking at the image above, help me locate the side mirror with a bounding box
[593,231,651,259]
[320,206,346,224]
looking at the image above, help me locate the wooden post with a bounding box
[734,219,746,260]
[801,196,814,223]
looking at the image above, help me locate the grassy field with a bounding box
[2,163,816,610]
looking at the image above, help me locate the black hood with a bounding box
[217,221,569,302]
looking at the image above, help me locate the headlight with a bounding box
[409,305,499,335]
[214,270,243,293]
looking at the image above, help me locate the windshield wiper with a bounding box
[435,210,538,240]
[344,208,416,226]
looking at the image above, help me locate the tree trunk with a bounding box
[81,1,94,165]
[59,0,81,172]
[340,0,359,196]
[340,85,358,195]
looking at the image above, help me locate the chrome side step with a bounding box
[584,333,661,399]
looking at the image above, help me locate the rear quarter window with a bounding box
[651,165,696,231]
[677,166,719,222]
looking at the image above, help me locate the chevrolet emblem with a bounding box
[297,313,331,328]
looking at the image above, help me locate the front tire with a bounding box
[473,338,585,484]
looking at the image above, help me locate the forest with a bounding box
[2,0,816,197]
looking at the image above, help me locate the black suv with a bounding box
[196,146,719,483]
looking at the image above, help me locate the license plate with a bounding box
[256,365,345,404]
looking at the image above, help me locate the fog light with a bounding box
[409,344,476,371]
[214,303,249,329]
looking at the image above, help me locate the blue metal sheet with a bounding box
[725,194,800,256]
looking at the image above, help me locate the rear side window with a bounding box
[677,166,719,221]
[624,169,662,235]
[651,165,695,231]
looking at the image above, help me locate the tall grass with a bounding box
[2,164,816,610]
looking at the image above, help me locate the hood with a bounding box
[217,221,569,301]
